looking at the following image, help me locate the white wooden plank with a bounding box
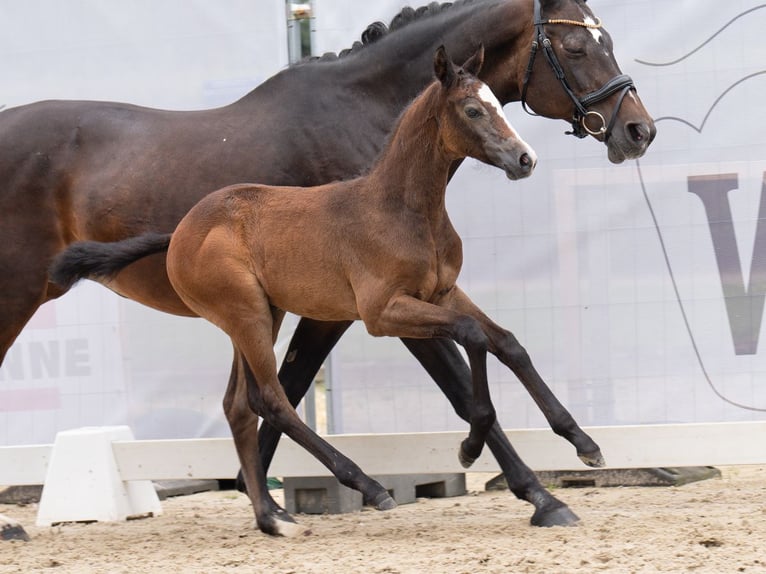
[0,444,52,485]
[111,421,766,481]
[3,422,764,486]
[111,438,239,481]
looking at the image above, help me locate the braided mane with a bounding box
[296,0,478,65]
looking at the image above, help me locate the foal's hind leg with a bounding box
[223,349,303,537]
[235,320,356,494]
[237,341,396,516]
[198,284,394,535]
[257,319,353,472]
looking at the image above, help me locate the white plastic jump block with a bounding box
[36,426,162,527]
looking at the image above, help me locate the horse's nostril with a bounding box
[520,153,531,168]
[628,122,649,144]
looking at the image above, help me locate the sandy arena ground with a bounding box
[1,466,765,574]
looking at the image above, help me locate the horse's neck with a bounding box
[236,0,526,113]
[367,85,453,216]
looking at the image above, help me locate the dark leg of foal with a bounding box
[234,319,353,492]
[489,331,604,467]
[224,351,302,536]
[450,317,494,467]
[240,360,396,512]
[401,337,580,526]
[446,288,604,467]
[265,319,352,467]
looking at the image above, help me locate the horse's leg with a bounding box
[400,337,579,526]
[224,347,296,519]
[233,319,353,492]
[204,281,394,536]
[235,325,396,520]
[0,253,64,365]
[222,347,304,537]
[442,288,604,467]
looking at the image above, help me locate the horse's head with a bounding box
[434,45,537,181]
[491,0,656,163]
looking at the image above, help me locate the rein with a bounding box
[521,0,635,140]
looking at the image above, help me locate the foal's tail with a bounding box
[50,232,172,289]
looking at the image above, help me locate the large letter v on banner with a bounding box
[688,172,766,355]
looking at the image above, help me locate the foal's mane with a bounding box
[294,0,480,65]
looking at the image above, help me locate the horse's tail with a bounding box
[49,232,172,289]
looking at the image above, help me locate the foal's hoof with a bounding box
[368,492,397,511]
[578,449,606,468]
[257,514,308,538]
[458,440,478,469]
[376,496,398,511]
[530,504,580,528]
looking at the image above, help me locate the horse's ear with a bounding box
[461,44,484,77]
[434,45,455,87]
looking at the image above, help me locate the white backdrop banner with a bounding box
[2,1,766,445]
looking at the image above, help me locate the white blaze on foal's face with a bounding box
[477,82,537,164]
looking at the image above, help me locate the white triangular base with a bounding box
[36,426,162,527]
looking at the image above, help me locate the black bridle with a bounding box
[521,0,635,140]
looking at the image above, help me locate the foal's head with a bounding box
[434,46,537,181]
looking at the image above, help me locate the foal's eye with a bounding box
[465,106,483,119]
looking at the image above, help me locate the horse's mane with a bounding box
[294,0,479,65]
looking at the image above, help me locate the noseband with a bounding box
[521,0,635,140]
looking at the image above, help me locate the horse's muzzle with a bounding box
[607,118,656,164]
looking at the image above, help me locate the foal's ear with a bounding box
[461,44,485,77]
[434,45,456,87]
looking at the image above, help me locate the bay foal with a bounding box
[51,46,536,535]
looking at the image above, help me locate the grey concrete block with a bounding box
[153,479,220,500]
[283,473,466,515]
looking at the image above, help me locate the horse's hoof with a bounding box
[578,449,606,468]
[234,470,247,494]
[1,521,30,542]
[530,504,580,528]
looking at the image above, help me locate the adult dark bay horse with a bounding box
[1,0,654,532]
[52,46,539,535]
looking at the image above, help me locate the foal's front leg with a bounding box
[443,288,604,467]
[365,295,496,466]
[401,337,580,526]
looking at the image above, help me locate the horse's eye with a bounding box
[465,106,483,119]
[564,46,586,57]
[562,37,586,57]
